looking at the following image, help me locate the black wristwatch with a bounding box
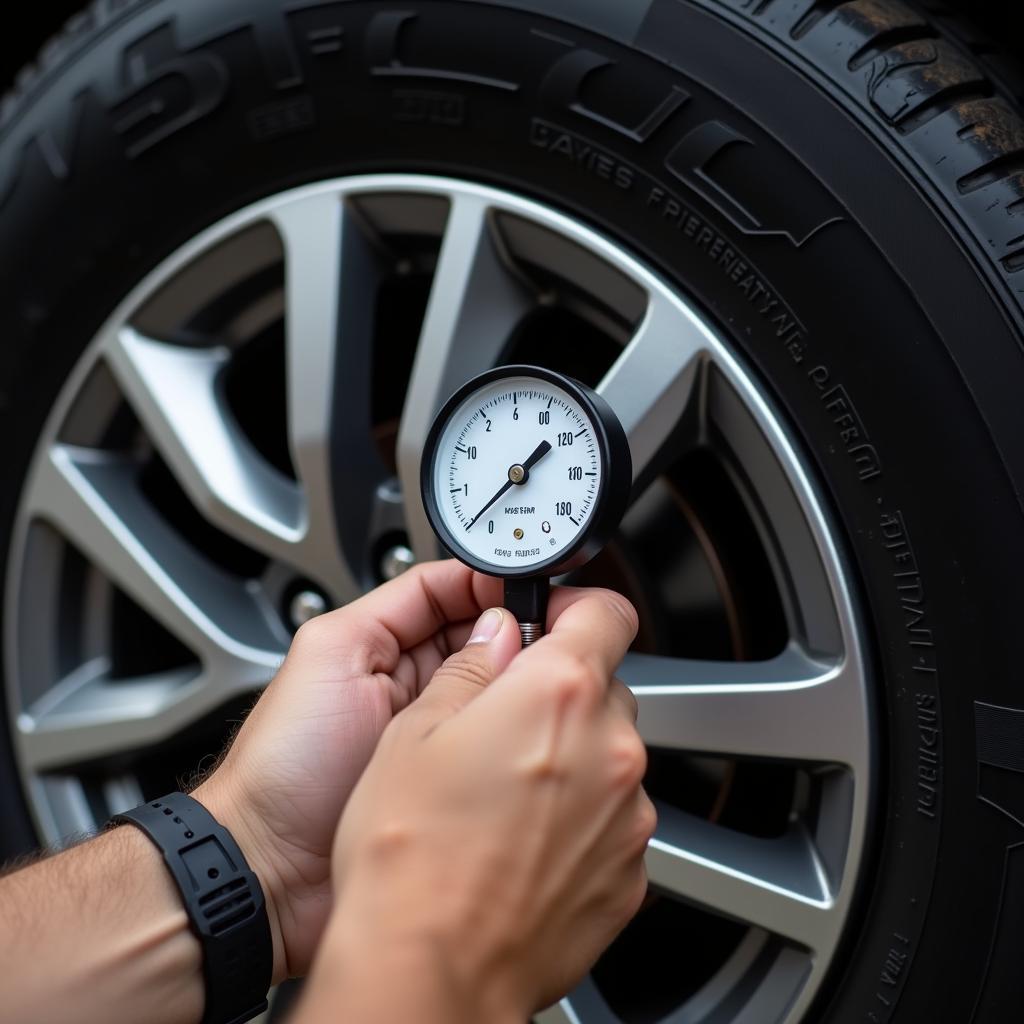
[110,792,273,1024]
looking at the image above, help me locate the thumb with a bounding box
[414,607,522,725]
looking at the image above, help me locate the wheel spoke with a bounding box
[537,978,618,1024]
[646,805,832,951]
[269,192,362,601]
[597,290,709,484]
[621,647,862,765]
[534,1004,582,1024]
[396,192,533,561]
[105,327,306,561]
[17,658,271,771]
[26,445,284,666]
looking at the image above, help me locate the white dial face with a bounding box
[430,375,602,571]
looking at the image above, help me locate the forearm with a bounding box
[0,827,203,1024]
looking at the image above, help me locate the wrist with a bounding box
[191,775,289,985]
[321,863,531,1024]
[305,910,527,1024]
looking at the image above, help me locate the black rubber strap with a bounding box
[110,792,273,1024]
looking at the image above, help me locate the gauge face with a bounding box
[427,374,603,572]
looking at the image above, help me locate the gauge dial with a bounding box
[421,366,630,578]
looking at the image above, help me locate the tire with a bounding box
[2,2,1024,1022]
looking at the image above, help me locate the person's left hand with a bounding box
[193,560,517,981]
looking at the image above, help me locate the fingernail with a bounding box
[467,608,503,645]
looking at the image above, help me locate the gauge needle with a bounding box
[466,440,552,529]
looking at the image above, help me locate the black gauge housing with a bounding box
[420,364,632,580]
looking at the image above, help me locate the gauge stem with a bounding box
[503,577,550,647]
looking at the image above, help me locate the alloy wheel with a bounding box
[5,176,873,1024]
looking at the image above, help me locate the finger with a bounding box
[466,589,637,727]
[292,562,503,669]
[590,785,657,871]
[389,616,484,706]
[438,619,477,657]
[359,561,505,648]
[388,609,531,710]
[390,618,476,692]
[409,607,523,727]
[415,584,638,661]
[401,587,635,685]
[628,788,658,862]
[544,584,636,634]
[522,587,639,682]
[607,678,638,723]
[392,586,635,720]
[440,586,633,661]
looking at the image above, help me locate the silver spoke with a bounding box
[622,647,862,765]
[25,445,283,666]
[269,192,359,601]
[105,327,305,560]
[646,807,832,951]
[396,192,532,560]
[17,659,272,771]
[597,290,709,482]
[538,978,617,1024]
[535,1004,582,1024]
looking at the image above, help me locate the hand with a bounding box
[319,587,654,1019]
[192,560,505,981]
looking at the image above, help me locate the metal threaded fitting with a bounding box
[518,621,543,646]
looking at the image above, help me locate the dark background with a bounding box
[2,0,1023,99]
[2,0,85,94]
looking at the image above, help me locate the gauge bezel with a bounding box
[420,364,631,579]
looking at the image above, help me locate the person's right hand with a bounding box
[322,587,655,1019]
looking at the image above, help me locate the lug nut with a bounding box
[289,589,328,628]
[380,544,415,581]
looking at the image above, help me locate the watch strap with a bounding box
[111,792,272,1024]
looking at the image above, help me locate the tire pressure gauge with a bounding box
[421,365,631,645]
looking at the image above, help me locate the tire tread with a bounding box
[715,0,1024,302]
